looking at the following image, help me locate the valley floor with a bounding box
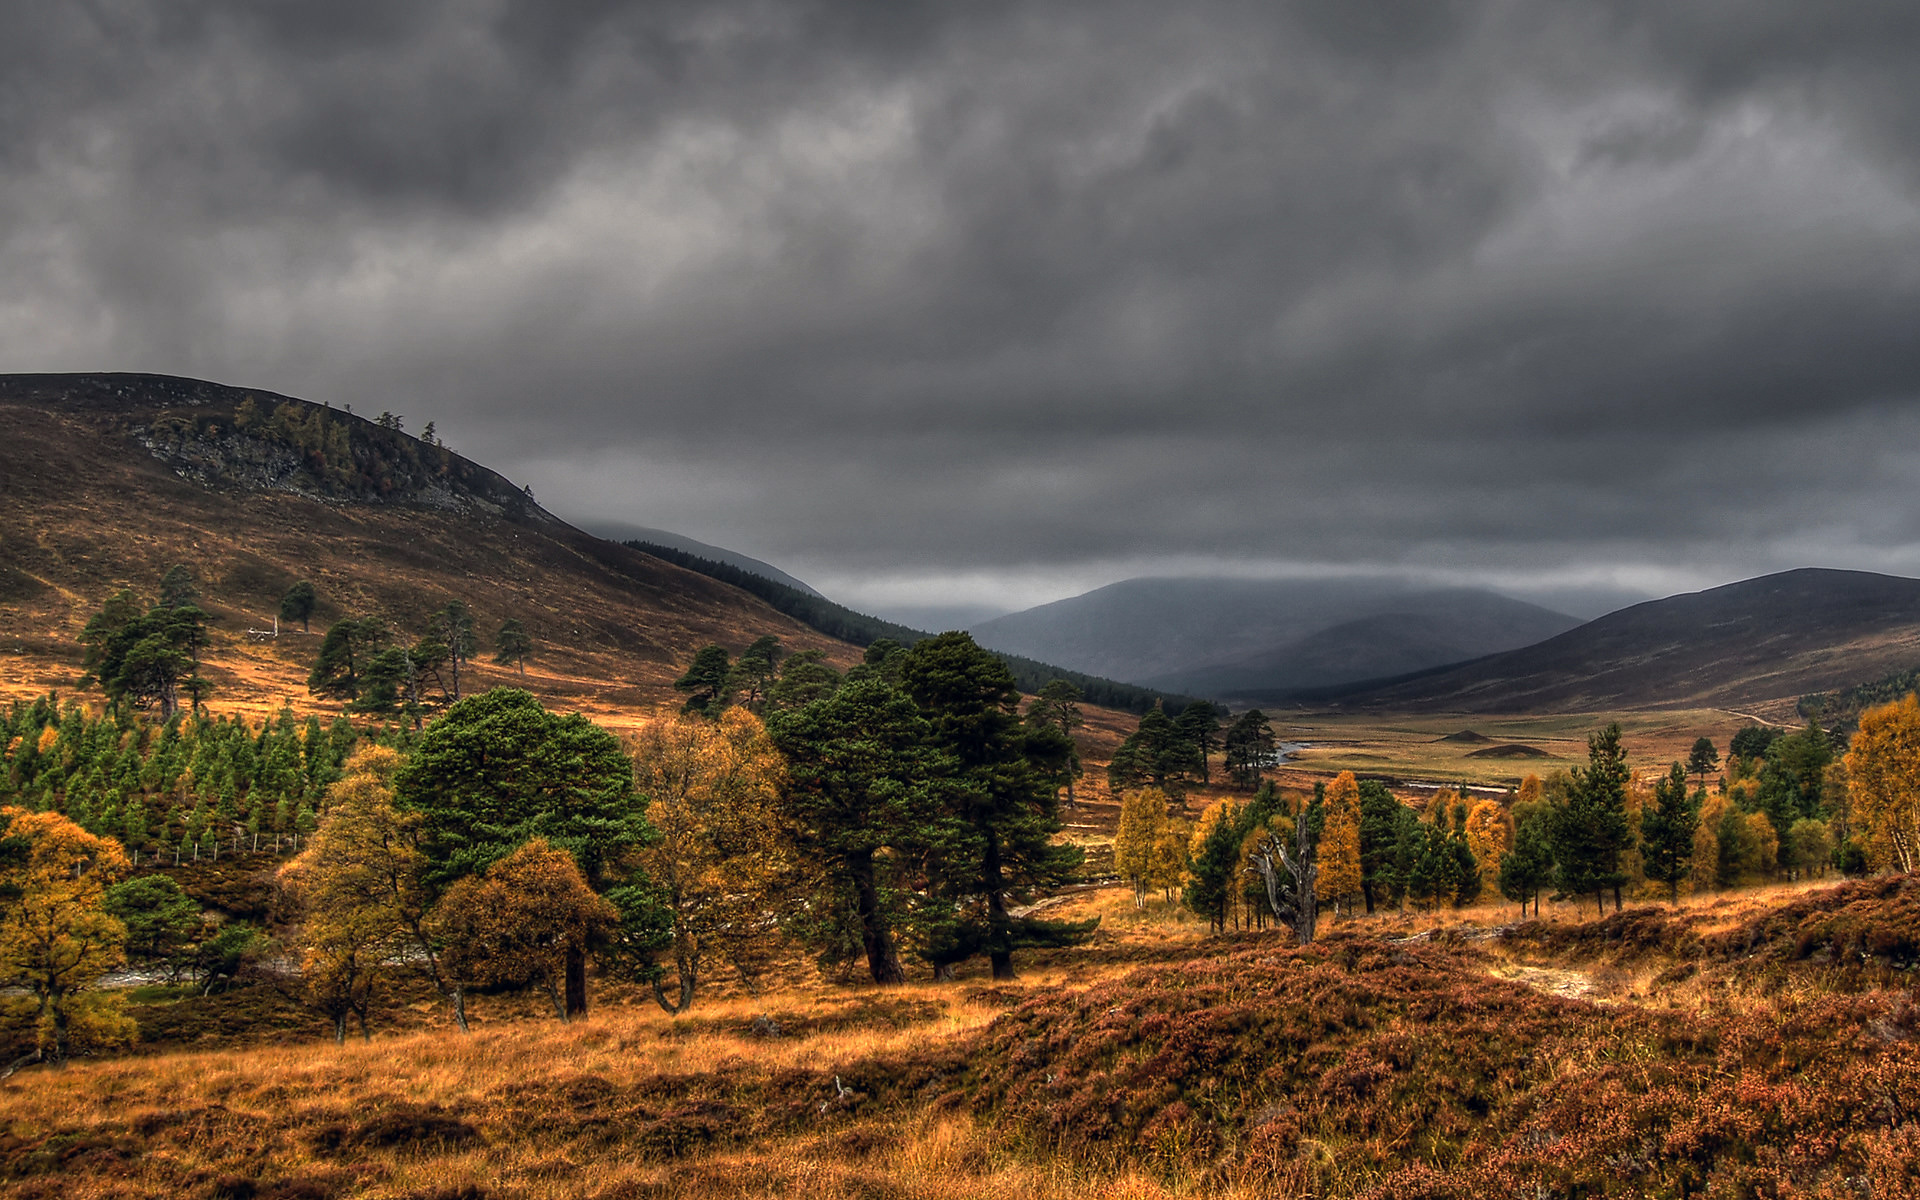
[3,877,1917,1200]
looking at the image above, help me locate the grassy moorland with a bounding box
[1265,708,1764,790]
[3,878,1917,1200]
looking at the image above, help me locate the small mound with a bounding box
[1437,729,1493,743]
[1466,743,1550,758]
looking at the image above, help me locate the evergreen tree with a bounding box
[1222,709,1277,789]
[673,645,734,717]
[279,581,319,633]
[1024,680,1085,808]
[726,635,783,712]
[1549,723,1634,915]
[766,649,841,711]
[1498,807,1554,916]
[431,601,477,701]
[79,593,211,718]
[392,688,658,1015]
[159,564,198,610]
[1356,779,1402,914]
[1109,706,1187,795]
[1183,802,1242,932]
[1686,737,1720,787]
[766,676,946,985]
[492,618,534,676]
[1173,702,1223,786]
[1641,762,1701,904]
[900,632,1092,981]
[308,618,387,701]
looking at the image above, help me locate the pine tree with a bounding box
[1499,807,1554,916]
[492,618,534,677]
[1641,762,1701,904]
[1183,804,1242,933]
[1549,723,1634,915]
[766,676,946,985]
[1315,771,1363,913]
[1223,709,1276,789]
[278,581,319,633]
[1686,737,1720,787]
[901,632,1092,981]
[673,645,734,717]
[1173,703,1222,786]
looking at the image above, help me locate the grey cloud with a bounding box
[5,1,1920,610]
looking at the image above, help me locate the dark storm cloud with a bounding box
[7,1,1920,610]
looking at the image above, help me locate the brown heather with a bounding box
[1,879,1917,1199]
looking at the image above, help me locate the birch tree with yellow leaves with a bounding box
[0,808,136,1068]
[1844,694,1920,873]
[277,746,432,1041]
[625,708,793,1012]
[1316,772,1363,914]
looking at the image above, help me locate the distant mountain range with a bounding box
[967,577,1581,698]
[1317,568,1920,713]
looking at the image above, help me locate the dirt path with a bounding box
[1488,963,1601,1002]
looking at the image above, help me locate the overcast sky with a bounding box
[8,2,1920,618]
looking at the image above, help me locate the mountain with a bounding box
[578,520,822,597]
[968,577,1579,693]
[0,373,855,724]
[1320,568,1920,713]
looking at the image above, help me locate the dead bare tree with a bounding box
[1250,803,1319,945]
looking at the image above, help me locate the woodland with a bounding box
[3,567,1920,1199]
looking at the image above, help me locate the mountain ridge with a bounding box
[1311,567,1920,713]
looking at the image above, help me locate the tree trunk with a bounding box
[849,850,904,985]
[1613,884,1623,913]
[452,987,469,1034]
[547,977,568,1021]
[334,1013,347,1045]
[1595,889,1605,917]
[983,837,1015,982]
[564,947,588,1018]
[651,949,697,1015]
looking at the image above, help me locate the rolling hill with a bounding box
[1317,568,1920,713]
[0,372,864,729]
[969,577,1579,694]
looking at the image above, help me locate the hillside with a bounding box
[971,577,1578,692]
[1318,568,1920,714]
[580,519,824,596]
[0,373,857,729]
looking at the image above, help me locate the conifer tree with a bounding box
[1315,771,1363,913]
[900,632,1092,980]
[394,688,657,1016]
[674,645,734,717]
[1641,762,1701,904]
[1182,801,1242,932]
[1687,737,1720,788]
[767,676,944,985]
[1498,808,1554,916]
[1223,709,1277,789]
[1173,702,1222,786]
[278,581,318,633]
[492,618,534,676]
[1549,723,1634,915]
[1356,779,1404,914]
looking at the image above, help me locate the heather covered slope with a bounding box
[4,878,1917,1199]
[0,373,855,726]
[1321,568,1920,714]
